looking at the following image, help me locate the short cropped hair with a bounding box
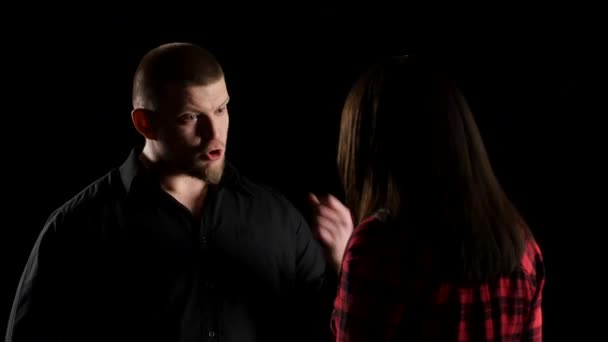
[132,42,224,109]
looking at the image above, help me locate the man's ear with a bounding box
[131,108,156,139]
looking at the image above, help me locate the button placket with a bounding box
[200,217,218,341]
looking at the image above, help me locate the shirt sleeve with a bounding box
[331,217,403,342]
[6,215,65,341]
[523,241,545,342]
[293,208,337,341]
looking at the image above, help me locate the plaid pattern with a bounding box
[331,214,545,341]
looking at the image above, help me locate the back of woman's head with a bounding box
[337,55,529,282]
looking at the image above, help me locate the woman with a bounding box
[328,55,545,341]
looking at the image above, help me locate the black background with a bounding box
[1,10,602,340]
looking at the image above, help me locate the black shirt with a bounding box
[6,148,336,342]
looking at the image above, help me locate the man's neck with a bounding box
[161,175,208,219]
[139,151,209,219]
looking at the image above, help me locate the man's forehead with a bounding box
[163,79,228,109]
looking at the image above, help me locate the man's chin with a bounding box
[191,159,224,184]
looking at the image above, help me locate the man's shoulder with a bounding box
[224,163,291,203]
[44,167,124,230]
[239,175,286,200]
[224,165,303,218]
[229,173,313,237]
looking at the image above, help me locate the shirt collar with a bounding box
[119,146,247,194]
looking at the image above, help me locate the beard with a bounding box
[188,158,225,184]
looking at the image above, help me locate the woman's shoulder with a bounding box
[520,235,545,281]
[348,209,401,249]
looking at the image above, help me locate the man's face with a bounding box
[152,78,230,183]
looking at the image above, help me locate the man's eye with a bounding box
[217,106,226,114]
[182,114,197,121]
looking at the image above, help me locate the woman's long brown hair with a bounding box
[337,55,531,282]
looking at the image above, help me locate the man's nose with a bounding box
[196,115,218,140]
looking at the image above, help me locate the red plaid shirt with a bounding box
[331,213,545,341]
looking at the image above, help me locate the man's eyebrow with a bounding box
[217,96,230,109]
[181,96,230,115]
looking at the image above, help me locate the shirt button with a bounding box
[208,331,215,337]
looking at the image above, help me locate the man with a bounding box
[6,42,353,342]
